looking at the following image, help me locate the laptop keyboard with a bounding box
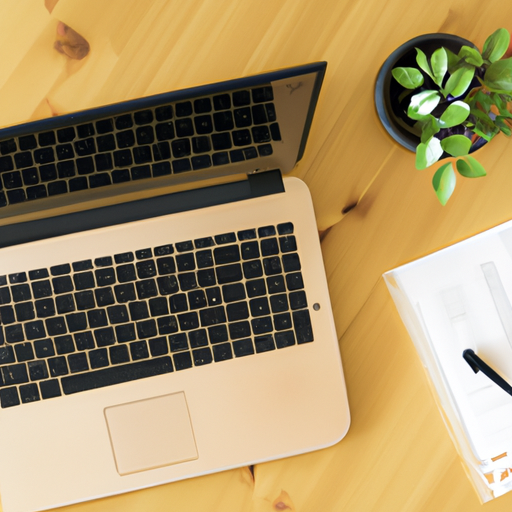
[0,222,314,408]
[0,85,282,208]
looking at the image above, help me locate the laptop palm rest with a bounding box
[104,392,198,476]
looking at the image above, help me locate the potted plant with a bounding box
[376,28,512,204]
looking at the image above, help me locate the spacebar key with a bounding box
[61,357,173,395]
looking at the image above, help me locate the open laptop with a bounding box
[0,62,350,512]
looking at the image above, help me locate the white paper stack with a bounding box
[384,220,512,502]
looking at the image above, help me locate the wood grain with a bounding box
[2,0,512,510]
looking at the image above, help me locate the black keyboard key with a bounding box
[14,151,34,169]
[130,340,149,360]
[282,253,301,272]
[199,306,226,327]
[214,245,240,265]
[14,342,35,362]
[136,319,157,338]
[57,127,76,143]
[77,123,95,138]
[216,263,243,284]
[12,283,31,302]
[251,316,273,334]
[267,275,286,294]
[233,338,254,357]
[68,352,89,373]
[286,272,304,291]
[61,356,173,395]
[226,301,249,321]
[255,335,275,353]
[134,110,153,125]
[0,345,15,364]
[208,325,228,344]
[2,171,22,189]
[233,90,250,106]
[115,323,136,343]
[212,343,233,362]
[55,294,75,314]
[275,330,295,349]
[246,278,266,298]
[75,291,96,310]
[177,312,199,331]
[87,309,108,328]
[149,336,168,357]
[157,315,178,335]
[107,305,129,324]
[173,351,192,371]
[1,363,29,385]
[94,327,116,347]
[222,283,246,303]
[0,387,20,408]
[293,309,314,343]
[15,302,35,322]
[34,338,55,358]
[110,345,130,365]
[45,316,67,336]
[116,130,135,148]
[155,105,173,121]
[28,360,49,381]
[249,297,270,317]
[193,347,212,366]
[40,379,62,400]
[89,348,109,369]
[96,119,114,134]
[7,189,26,204]
[261,238,279,256]
[74,137,96,156]
[74,331,95,351]
[263,257,282,276]
[66,313,87,332]
[156,276,179,295]
[19,383,40,403]
[229,321,251,340]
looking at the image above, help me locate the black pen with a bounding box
[463,349,512,397]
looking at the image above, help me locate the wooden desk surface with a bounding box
[1,0,512,510]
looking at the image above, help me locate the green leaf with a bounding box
[455,156,487,177]
[482,28,510,63]
[446,48,460,72]
[440,134,472,157]
[415,48,434,80]
[495,116,512,135]
[408,90,441,120]
[444,66,475,97]
[439,100,470,127]
[471,108,499,140]
[492,93,512,117]
[431,48,448,86]
[416,115,441,143]
[432,162,456,205]
[472,90,493,113]
[484,58,512,91]
[458,46,483,67]
[392,67,424,89]
[416,137,443,170]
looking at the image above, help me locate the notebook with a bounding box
[0,62,350,512]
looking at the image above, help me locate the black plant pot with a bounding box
[375,33,477,152]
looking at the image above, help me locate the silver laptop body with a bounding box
[0,62,350,512]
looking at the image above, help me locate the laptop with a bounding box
[0,61,350,512]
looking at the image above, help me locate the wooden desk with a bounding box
[1,0,512,510]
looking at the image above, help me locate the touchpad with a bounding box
[104,392,198,476]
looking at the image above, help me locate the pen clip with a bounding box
[463,349,512,397]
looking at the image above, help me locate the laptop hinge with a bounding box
[0,170,285,248]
